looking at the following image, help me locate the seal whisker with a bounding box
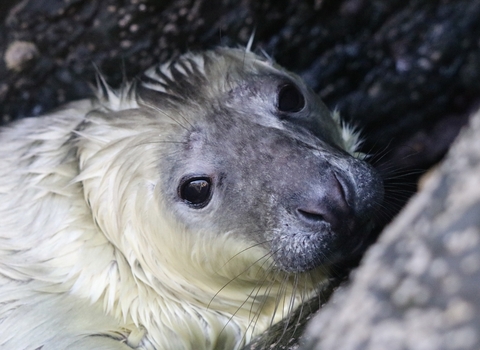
[365,139,396,167]
[275,273,303,344]
[268,272,291,331]
[207,250,272,310]
[246,264,279,333]
[241,260,281,340]
[220,238,271,269]
[213,253,275,342]
[247,257,278,320]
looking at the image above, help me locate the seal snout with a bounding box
[296,170,353,234]
[272,161,383,273]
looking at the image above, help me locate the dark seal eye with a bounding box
[277,83,305,113]
[179,177,212,207]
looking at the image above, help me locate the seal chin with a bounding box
[271,229,335,273]
[271,219,374,273]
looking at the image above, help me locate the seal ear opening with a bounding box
[277,83,305,114]
[178,176,213,208]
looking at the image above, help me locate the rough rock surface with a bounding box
[301,108,480,350]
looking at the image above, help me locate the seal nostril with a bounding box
[297,208,325,223]
[296,171,352,232]
[296,206,341,230]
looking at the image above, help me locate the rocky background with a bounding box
[300,103,480,350]
[1,0,480,349]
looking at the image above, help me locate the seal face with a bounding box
[0,48,383,349]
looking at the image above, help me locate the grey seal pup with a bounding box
[0,47,383,349]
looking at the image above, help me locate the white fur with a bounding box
[0,49,358,349]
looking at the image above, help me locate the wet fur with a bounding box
[0,48,376,349]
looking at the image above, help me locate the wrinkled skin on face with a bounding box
[143,48,384,274]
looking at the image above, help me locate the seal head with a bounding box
[138,48,383,274]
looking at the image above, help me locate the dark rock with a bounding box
[301,106,480,350]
